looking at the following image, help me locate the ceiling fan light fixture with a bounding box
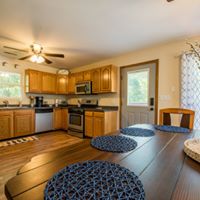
[31,43,43,54]
[30,54,45,63]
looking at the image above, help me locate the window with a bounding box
[127,69,149,106]
[0,71,22,98]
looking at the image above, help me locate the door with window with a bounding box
[121,62,157,128]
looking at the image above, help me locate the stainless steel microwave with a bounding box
[75,81,92,94]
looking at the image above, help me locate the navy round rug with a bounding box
[154,125,190,133]
[91,135,137,153]
[44,160,145,200]
[121,127,155,137]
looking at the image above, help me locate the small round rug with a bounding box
[91,135,137,153]
[121,127,155,137]
[44,160,145,200]
[154,125,190,133]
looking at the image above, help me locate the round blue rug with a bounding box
[121,127,155,137]
[44,160,145,200]
[154,125,190,133]
[91,135,137,153]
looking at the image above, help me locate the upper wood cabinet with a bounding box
[56,75,68,94]
[14,109,35,137]
[0,111,13,140]
[91,68,101,93]
[42,72,57,94]
[68,74,76,94]
[75,72,84,83]
[100,65,117,93]
[83,70,91,81]
[25,69,42,93]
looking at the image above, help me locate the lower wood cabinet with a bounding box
[54,108,68,130]
[85,111,118,137]
[0,111,13,140]
[14,110,35,137]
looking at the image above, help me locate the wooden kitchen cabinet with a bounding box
[62,108,68,130]
[68,74,76,94]
[42,72,57,94]
[14,109,35,137]
[100,65,117,93]
[75,72,84,83]
[0,111,13,140]
[25,69,42,93]
[54,108,63,129]
[91,68,101,93]
[83,70,91,81]
[84,111,118,137]
[57,75,68,94]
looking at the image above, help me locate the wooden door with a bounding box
[75,72,84,83]
[91,68,101,93]
[0,111,13,140]
[42,73,56,94]
[54,108,62,129]
[85,112,93,137]
[14,110,35,137]
[100,65,112,92]
[57,75,68,94]
[121,62,157,128]
[25,69,42,93]
[93,112,104,136]
[68,74,76,94]
[62,109,68,130]
[83,71,91,81]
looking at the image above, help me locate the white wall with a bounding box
[0,55,66,105]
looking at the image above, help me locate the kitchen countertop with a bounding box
[0,104,118,112]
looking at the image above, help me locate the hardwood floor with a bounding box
[0,131,82,200]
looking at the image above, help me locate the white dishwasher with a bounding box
[35,108,53,133]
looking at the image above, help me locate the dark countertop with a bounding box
[0,104,118,112]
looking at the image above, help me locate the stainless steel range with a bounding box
[68,99,98,138]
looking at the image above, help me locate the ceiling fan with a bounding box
[3,43,64,64]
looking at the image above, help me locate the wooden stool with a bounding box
[159,108,195,130]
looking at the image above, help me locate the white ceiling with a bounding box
[0,0,200,69]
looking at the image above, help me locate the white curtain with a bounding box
[181,53,200,129]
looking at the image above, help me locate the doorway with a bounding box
[120,60,159,128]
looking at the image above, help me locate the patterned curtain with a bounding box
[181,53,200,129]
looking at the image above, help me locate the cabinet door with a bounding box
[14,110,35,137]
[93,112,105,136]
[62,109,68,130]
[42,73,56,94]
[100,65,111,92]
[57,75,68,94]
[75,72,84,83]
[54,108,62,129]
[0,111,13,140]
[68,74,76,94]
[85,112,93,137]
[83,71,91,81]
[91,68,101,93]
[26,70,42,93]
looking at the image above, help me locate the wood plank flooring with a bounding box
[0,131,83,200]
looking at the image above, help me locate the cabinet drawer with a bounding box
[85,111,93,117]
[93,112,104,118]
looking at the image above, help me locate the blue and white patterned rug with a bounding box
[154,125,190,133]
[44,160,145,200]
[91,135,137,153]
[121,127,155,137]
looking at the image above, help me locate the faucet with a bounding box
[3,100,9,107]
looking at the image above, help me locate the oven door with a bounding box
[68,113,83,131]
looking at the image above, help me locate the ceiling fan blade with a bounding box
[167,0,174,2]
[4,51,18,56]
[3,46,28,53]
[19,55,32,60]
[43,56,52,64]
[44,53,64,58]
